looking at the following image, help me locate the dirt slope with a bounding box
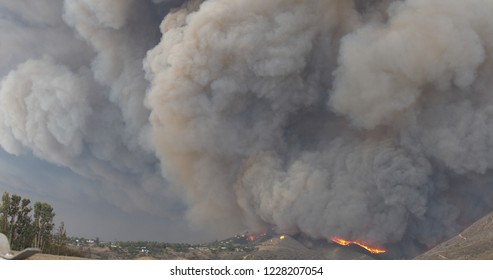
[415,212,493,259]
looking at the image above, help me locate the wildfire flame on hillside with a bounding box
[247,233,255,242]
[330,237,386,254]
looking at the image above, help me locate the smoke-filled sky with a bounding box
[2,0,493,256]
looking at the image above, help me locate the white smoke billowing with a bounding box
[0,58,92,162]
[2,0,493,257]
[0,0,94,76]
[0,0,187,218]
[145,0,493,256]
[332,0,489,128]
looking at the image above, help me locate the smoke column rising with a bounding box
[2,0,493,256]
[146,0,493,256]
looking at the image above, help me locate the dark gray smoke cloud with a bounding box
[145,0,493,257]
[2,0,493,257]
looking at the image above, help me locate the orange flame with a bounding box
[279,235,286,240]
[248,233,255,242]
[330,237,386,254]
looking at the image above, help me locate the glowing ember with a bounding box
[248,234,255,242]
[330,237,386,254]
[279,235,286,240]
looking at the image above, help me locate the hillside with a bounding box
[415,212,493,259]
[24,253,88,260]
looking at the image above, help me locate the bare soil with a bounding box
[415,212,493,260]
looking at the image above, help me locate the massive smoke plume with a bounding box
[0,0,185,217]
[2,0,493,256]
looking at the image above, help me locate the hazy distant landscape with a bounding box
[24,232,375,260]
[5,189,493,260]
[25,211,493,260]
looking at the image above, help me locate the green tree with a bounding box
[0,193,34,250]
[12,198,33,250]
[50,221,67,255]
[0,192,9,235]
[33,202,55,251]
[0,192,66,254]
[7,194,21,242]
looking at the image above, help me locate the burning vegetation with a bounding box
[330,237,387,254]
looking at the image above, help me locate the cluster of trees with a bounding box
[0,192,66,253]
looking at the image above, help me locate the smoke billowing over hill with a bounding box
[2,0,493,257]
